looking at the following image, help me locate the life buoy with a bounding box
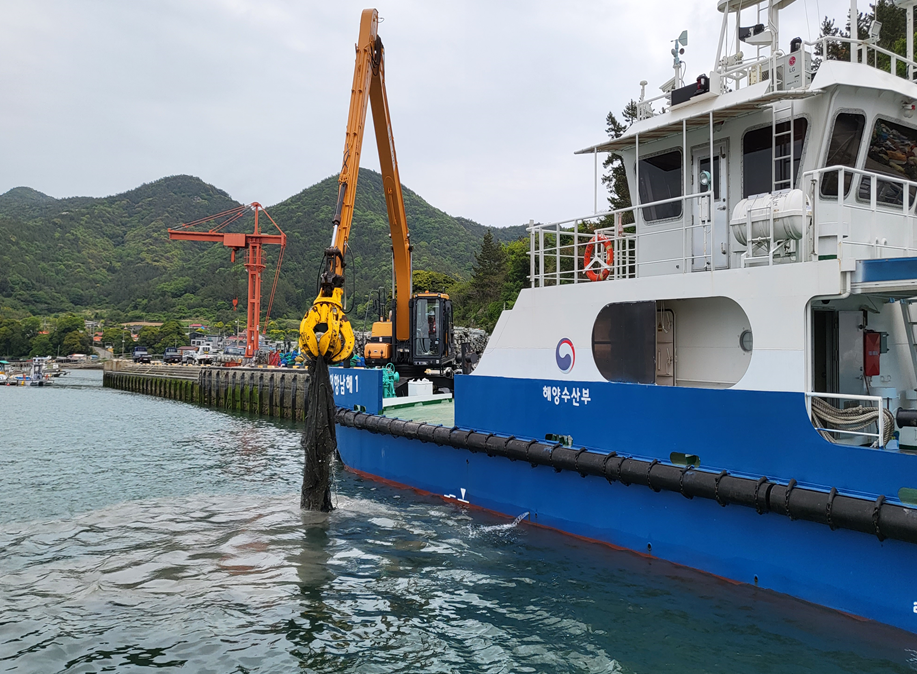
[583,234,612,281]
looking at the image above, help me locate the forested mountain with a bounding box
[0,170,527,322]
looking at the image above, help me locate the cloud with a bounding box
[1,0,851,227]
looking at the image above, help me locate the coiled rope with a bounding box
[810,396,895,447]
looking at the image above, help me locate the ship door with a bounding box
[656,307,675,386]
[812,308,839,394]
[692,143,728,271]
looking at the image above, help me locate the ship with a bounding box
[328,0,917,634]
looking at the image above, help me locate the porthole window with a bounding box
[739,330,753,352]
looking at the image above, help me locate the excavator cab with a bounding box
[409,293,454,369]
[364,292,454,371]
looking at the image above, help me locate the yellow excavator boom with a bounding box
[300,7,412,362]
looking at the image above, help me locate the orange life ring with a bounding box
[583,234,612,281]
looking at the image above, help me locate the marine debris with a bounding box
[300,357,336,512]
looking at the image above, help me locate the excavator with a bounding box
[299,8,454,380]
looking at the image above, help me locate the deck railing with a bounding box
[805,165,917,263]
[527,192,718,287]
[806,36,917,82]
[527,163,917,288]
[805,392,887,448]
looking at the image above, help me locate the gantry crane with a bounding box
[299,8,454,374]
[168,203,286,359]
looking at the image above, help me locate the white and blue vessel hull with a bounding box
[334,370,917,634]
[329,0,917,635]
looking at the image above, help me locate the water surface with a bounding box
[2,370,916,673]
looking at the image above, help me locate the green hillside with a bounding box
[0,170,527,322]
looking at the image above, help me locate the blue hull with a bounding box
[334,372,917,634]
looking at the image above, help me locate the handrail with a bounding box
[804,35,917,80]
[528,190,724,287]
[529,162,917,290]
[527,191,712,233]
[805,164,917,263]
[804,391,886,448]
[805,164,917,193]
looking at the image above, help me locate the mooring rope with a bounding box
[810,396,895,447]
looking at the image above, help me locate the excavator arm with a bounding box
[300,8,412,363]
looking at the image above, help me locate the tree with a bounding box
[101,326,131,347]
[450,230,513,332]
[601,100,638,223]
[817,0,910,69]
[0,317,28,357]
[412,270,459,294]
[50,314,92,355]
[51,315,84,349]
[136,326,160,349]
[20,317,40,343]
[61,331,89,355]
[28,334,53,357]
[502,238,529,306]
[470,230,507,304]
[154,319,188,352]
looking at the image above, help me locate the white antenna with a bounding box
[671,30,688,88]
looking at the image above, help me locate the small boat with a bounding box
[8,358,55,386]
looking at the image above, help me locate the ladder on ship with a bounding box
[901,298,917,385]
[772,100,794,192]
[741,100,796,268]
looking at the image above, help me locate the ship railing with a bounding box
[715,51,789,94]
[527,213,636,286]
[804,391,886,448]
[635,91,670,121]
[805,165,917,266]
[641,52,787,119]
[527,192,717,287]
[805,35,917,82]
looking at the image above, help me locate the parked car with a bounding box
[132,346,151,364]
[183,345,213,365]
[163,347,181,364]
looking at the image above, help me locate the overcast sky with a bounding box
[2,0,853,227]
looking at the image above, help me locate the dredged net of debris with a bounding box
[300,356,336,512]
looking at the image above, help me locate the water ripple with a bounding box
[2,372,916,672]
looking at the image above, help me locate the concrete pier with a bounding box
[102,361,310,421]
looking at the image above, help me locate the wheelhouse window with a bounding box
[413,297,441,358]
[820,112,865,197]
[638,150,682,221]
[742,118,808,197]
[859,118,917,207]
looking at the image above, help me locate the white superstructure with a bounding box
[478,0,917,448]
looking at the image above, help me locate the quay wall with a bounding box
[102,361,310,421]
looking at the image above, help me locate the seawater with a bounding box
[2,370,916,673]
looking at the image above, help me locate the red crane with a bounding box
[168,203,286,359]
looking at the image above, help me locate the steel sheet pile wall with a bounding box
[102,364,310,420]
